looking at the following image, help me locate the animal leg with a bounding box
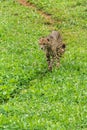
[56,55,60,67]
[46,53,52,71]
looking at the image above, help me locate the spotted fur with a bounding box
[39,31,66,71]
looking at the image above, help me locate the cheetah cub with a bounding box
[39,31,66,71]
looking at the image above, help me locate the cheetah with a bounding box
[39,31,66,71]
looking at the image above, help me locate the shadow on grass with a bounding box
[0,68,50,104]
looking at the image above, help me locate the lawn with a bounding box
[0,0,87,129]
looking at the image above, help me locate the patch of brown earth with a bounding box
[17,0,55,25]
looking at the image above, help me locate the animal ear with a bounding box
[39,38,43,44]
[50,36,53,39]
[39,39,41,43]
[62,43,66,48]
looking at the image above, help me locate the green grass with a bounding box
[0,0,87,129]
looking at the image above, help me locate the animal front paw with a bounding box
[56,62,60,67]
[48,66,52,71]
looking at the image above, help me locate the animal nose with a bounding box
[41,47,43,50]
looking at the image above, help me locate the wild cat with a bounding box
[39,31,66,71]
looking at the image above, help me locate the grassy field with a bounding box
[0,0,87,129]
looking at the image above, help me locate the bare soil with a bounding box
[17,0,54,25]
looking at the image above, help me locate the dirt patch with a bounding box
[17,0,54,25]
[17,0,33,7]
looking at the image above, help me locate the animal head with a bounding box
[39,37,51,50]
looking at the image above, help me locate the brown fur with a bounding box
[39,31,66,71]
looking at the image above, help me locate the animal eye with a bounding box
[47,38,50,41]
